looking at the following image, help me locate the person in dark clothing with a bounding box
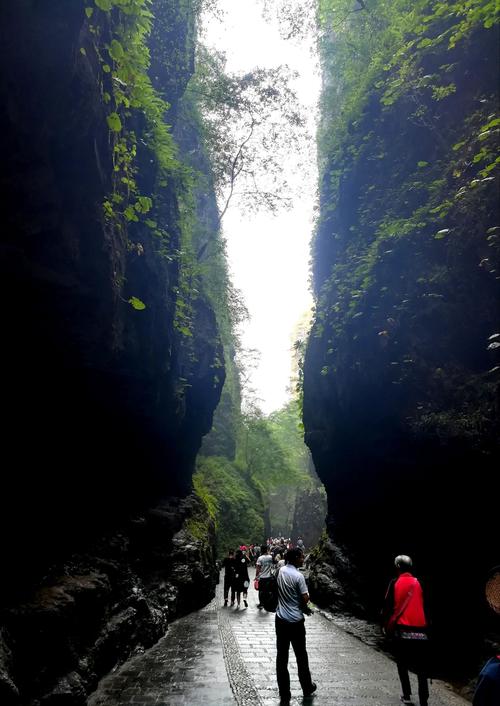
[473,655,500,706]
[275,547,316,704]
[222,549,236,607]
[473,566,500,705]
[234,548,250,608]
[382,554,429,706]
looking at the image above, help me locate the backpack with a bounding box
[261,573,278,613]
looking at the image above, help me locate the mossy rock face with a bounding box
[0,0,223,703]
[0,0,223,569]
[304,2,500,679]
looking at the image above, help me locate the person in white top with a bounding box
[275,548,316,704]
[256,544,274,609]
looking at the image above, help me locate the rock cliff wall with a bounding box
[1,497,217,705]
[0,1,224,702]
[304,3,500,679]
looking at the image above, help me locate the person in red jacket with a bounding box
[382,555,429,706]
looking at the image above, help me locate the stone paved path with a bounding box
[88,569,471,706]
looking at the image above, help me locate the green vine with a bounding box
[311,0,500,400]
[83,0,182,309]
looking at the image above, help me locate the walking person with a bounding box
[256,544,274,609]
[382,555,430,706]
[234,548,250,608]
[474,655,500,705]
[222,549,236,607]
[275,547,316,704]
[473,565,500,705]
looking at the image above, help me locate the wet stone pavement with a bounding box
[88,569,471,706]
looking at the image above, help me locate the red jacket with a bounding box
[392,572,427,627]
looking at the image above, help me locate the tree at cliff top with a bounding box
[187,43,309,220]
[303,0,499,675]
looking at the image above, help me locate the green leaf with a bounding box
[106,112,122,132]
[85,7,94,18]
[128,296,146,311]
[108,39,124,62]
[452,141,466,151]
[95,0,113,11]
[103,200,114,217]
[102,64,111,73]
[124,205,139,222]
[483,118,500,130]
[135,196,152,214]
[80,47,87,56]
[417,161,429,168]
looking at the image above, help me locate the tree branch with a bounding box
[217,118,256,223]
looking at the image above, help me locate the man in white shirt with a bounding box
[275,548,316,704]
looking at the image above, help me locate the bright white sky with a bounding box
[204,1,320,414]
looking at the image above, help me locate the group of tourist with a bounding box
[221,546,500,706]
[221,538,306,609]
[266,535,305,560]
[222,536,306,568]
